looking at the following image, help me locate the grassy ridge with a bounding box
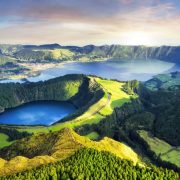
[0,128,140,176]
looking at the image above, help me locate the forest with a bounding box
[0,148,179,180]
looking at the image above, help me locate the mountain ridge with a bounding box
[0,44,180,63]
[0,128,140,176]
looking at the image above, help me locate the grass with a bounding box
[0,133,13,149]
[51,49,74,59]
[137,130,180,168]
[85,132,99,140]
[34,49,75,60]
[96,78,137,115]
[161,150,180,168]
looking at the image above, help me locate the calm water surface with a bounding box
[28,60,176,82]
[1,59,178,83]
[0,101,76,125]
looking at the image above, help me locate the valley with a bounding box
[0,44,180,179]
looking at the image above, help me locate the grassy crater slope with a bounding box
[0,74,103,113]
[0,128,140,176]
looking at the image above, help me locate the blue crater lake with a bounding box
[0,101,76,126]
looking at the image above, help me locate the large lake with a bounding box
[1,59,178,83]
[0,101,76,126]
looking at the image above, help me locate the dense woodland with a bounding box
[0,148,179,180]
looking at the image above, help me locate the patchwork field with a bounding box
[137,130,180,168]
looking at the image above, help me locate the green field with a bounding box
[0,133,13,149]
[137,130,180,168]
[96,78,137,115]
[85,131,99,140]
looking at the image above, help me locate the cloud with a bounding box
[0,0,180,45]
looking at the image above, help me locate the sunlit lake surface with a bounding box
[1,59,178,84]
[0,101,76,125]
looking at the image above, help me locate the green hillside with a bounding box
[1,148,179,180]
[136,130,180,168]
[0,73,179,177]
[13,48,75,62]
[0,74,101,112]
[0,128,140,176]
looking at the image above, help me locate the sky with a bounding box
[0,0,180,46]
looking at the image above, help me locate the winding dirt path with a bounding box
[90,93,111,117]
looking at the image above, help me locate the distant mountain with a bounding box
[0,44,180,63]
[23,43,61,49]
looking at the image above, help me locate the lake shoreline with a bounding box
[0,59,178,83]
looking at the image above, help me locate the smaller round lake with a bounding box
[0,101,76,126]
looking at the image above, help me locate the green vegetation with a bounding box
[1,44,180,64]
[0,128,140,176]
[75,73,180,170]
[14,48,75,62]
[96,78,137,115]
[85,131,99,140]
[0,74,84,110]
[145,72,180,91]
[0,72,179,177]
[0,127,32,149]
[0,134,13,149]
[41,49,75,60]
[0,77,132,135]
[1,148,179,180]
[137,130,180,168]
